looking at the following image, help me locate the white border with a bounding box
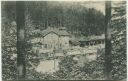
[0,0,127,1]
[126,0,128,80]
[0,1,2,81]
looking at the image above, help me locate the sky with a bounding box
[50,1,124,15]
[80,1,105,14]
[48,0,125,15]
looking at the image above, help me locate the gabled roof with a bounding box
[42,27,69,37]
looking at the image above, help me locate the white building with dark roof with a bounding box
[41,27,70,50]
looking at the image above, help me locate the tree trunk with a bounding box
[104,1,112,80]
[16,1,26,80]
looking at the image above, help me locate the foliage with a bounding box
[54,49,105,80]
[27,2,105,36]
[111,1,126,80]
[2,2,17,80]
[2,1,126,80]
[25,49,105,80]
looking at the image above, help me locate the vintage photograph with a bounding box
[1,0,126,81]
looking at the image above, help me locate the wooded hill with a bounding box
[28,2,105,36]
[2,1,105,37]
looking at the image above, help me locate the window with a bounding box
[44,44,47,48]
[89,53,94,55]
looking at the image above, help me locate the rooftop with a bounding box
[70,34,105,42]
[42,27,70,37]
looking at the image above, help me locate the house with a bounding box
[71,34,105,47]
[41,27,70,50]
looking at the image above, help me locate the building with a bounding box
[69,34,105,47]
[41,27,70,50]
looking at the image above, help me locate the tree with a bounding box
[2,1,17,80]
[2,1,107,80]
[111,1,126,80]
[104,1,112,80]
[16,1,26,80]
[27,2,105,36]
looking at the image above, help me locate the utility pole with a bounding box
[16,1,26,80]
[104,1,112,80]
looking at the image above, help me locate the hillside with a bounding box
[25,1,105,36]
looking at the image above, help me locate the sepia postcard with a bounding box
[1,0,127,81]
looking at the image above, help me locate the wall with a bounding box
[43,32,59,49]
[60,36,69,49]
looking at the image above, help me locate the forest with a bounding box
[2,1,105,37]
[2,1,126,80]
